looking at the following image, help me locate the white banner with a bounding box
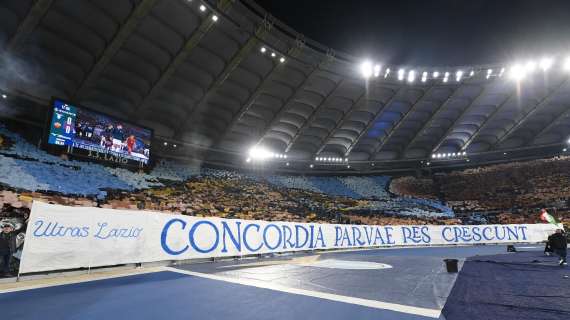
[20,202,559,274]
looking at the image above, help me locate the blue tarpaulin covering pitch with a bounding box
[443,251,570,320]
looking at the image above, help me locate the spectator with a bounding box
[0,224,16,276]
[548,229,567,266]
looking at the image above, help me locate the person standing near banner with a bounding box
[0,224,17,276]
[548,229,567,266]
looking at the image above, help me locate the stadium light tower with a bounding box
[360,61,373,79]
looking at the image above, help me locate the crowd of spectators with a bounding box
[0,122,453,228]
[2,120,570,229]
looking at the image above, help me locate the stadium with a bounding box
[0,0,569,319]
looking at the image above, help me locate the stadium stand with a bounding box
[0,122,455,225]
[3,121,570,227]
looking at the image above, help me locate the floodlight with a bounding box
[248,146,272,160]
[360,61,373,78]
[279,57,286,63]
[271,52,276,57]
[456,70,463,82]
[539,57,553,71]
[374,64,381,77]
[309,164,314,168]
[260,47,266,53]
[384,68,391,78]
[398,69,405,81]
[433,71,440,78]
[212,15,218,22]
[199,4,206,11]
[469,70,475,77]
[509,64,526,80]
[407,70,416,83]
[1,94,6,99]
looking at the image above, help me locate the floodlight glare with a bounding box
[212,15,218,22]
[433,71,440,78]
[271,52,276,57]
[279,57,285,63]
[199,4,206,11]
[525,60,536,73]
[456,70,464,82]
[360,61,373,78]
[407,70,416,83]
[539,57,553,71]
[398,69,405,81]
[564,57,570,71]
[509,64,526,80]
[374,64,381,77]
[260,47,266,53]
[469,70,475,77]
[248,146,272,161]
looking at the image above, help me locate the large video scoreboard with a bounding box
[46,98,153,167]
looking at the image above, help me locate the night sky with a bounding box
[254,0,570,66]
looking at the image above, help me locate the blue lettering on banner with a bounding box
[243,223,262,252]
[32,220,89,238]
[401,226,431,244]
[159,217,540,257]
[314,226,326,248]
[295,225,309,248]
[440,225,528,243]
[263,224,282,250]
[221,221,241,253]
[93,222,143,240]
[160,218,188,255]
[189,220,219,253]
[282,225,294,249]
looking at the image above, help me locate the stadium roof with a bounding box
[1,0,570,171]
